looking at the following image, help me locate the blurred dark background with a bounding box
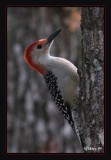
[7,7,82,153]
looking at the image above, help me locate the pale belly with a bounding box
[57,76,78,107]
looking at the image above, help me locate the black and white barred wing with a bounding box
[44,71,84,147]
[44,71,76,131]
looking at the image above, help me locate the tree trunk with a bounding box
[78,7,104,153]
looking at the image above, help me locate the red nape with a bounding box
[24,39,47,75]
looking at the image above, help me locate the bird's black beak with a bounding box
[45,29,62,46]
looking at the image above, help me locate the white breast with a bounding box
[47,56,79,107]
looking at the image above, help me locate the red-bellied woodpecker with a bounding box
[24,29,83,151]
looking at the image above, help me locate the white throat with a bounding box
[38,53,51,66]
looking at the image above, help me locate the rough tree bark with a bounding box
[78,7,104,153]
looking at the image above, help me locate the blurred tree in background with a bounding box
[7,7,81,153]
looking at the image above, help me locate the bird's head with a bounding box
[24,29,62,74]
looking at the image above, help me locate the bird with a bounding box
[24,29,83,150]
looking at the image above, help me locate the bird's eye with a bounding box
[37,44,42,49]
